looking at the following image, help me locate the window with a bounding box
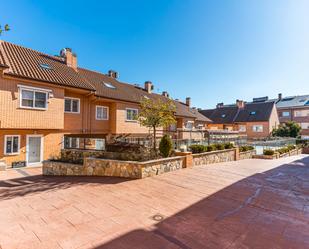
[196,124,204,130]
[300,123,309,129]
[294,110,309,117]
[281,111,290,117]
[4,135,20,155]
[252,125,263,132]
[64,98,80,113]
[169,123,177,131]
[103,82,116,89]
[250,111,256,115]
[239,125,246,132]
[221,114,226,118]
[126,108,138,121]
[64,137,79,149]
[39,63,52,70]
[96,106,109,120]
[95,139,105,150]
[20,88,48,109]
[185,121,194,130]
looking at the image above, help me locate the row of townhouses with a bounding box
[0,40,308,167]
[0,41,210,167]
[200,94,309,140]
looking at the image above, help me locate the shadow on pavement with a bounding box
[94,156,309,249]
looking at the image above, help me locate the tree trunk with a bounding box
[153,126,157,151]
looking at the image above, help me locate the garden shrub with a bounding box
[263,149,275,156]
[206,144,216,152]
[287,144,296,151]
[159,135,173,158]
[239,145,254,152]
[224,143,234,149]
[215,143,225,150]
[189,144,206,154]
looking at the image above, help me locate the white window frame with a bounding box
[185,121,194,130]
[126,108,139,122]
[64,97,80,114]
[63,137,80,149]
[252,125,263,132]
[281,111,290,117]
[96,105,109,120]
[4,135,21,155]
[19,86,49,110]
[300,123,309,129]
[239,125,246,132]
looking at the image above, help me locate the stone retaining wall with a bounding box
[239,150,256,160]
[252,148,302,160]
[192,149,236,166]
[43,156,185,179]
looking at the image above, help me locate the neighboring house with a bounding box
[200,99,279,139]
[275,94,309,139]
[0,41,211,167]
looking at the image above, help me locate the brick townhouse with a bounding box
[199,99,279,139]
[0,41,210,167]
[275,94,309,139]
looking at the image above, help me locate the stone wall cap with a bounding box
[192,148,235,157]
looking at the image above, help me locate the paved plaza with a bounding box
[0,155,308,249]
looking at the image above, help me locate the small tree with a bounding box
[272,121,301,138]
[159,135,173,157]
[138,98,176,151]
[0,24,10,35]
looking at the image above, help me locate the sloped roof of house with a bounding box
[200,101,276,123]
[0,41,95,91]
[0,40,211,122]
[199,106,239,124]
[276,95,309,108]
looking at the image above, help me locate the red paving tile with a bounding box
[0,155,308,249]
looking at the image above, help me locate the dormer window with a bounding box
[39,63,52,70]
[103,82,116,89]
[250,111,256,115]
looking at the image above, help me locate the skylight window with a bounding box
[221,114,226,118]
[250,111,256,115]
[305,100,309,106]
[39,63,52,70]
[103,82,116,89]
[299,99,306,102]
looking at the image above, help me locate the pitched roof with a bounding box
[200,101,276,123]
[234,101,275,122]
[0,41,95,90]
[78,68,211,121]
[276,95,309,108]
[0,40,210,122]
[199,106,239,124]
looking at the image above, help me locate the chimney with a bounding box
[278,93,282,100]
[236,99,245,108]
[216,102,224,108]
[108,70,119,79]
[60,48,77,70]
[144,81,153,93]
[186,97,191,107]
[162,91,169,98]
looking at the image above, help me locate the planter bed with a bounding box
[252,148,302,160]
[192,148,237,166]
[43,156,185,179]
[239,150,256,160]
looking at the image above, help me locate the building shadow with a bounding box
[94,156,309,249]
[0,174,132,200]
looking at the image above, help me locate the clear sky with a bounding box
[2,0,309,108]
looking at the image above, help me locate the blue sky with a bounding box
[2,0,309,108]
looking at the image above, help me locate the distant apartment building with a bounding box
[275,94,309,139]
[199,99,279,139]
[0,41,210,167]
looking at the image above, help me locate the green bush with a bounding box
[206,144,216,152]
[287,144,296,151]
[159,135,173,157]
[239,145,255,152]
[214,143,225,150]
[189,144,206,154]
[224,143,234,149]
[263,149,275,156]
